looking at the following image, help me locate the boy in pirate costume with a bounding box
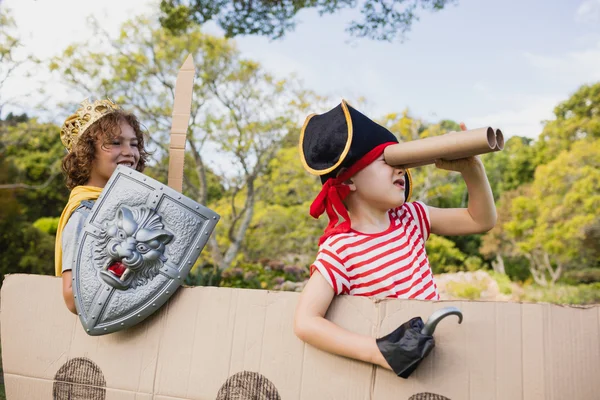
[294,100,496,375]
[56,98,150,314]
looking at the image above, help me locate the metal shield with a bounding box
[72,166,220,335]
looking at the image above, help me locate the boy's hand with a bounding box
[434,122,484,174]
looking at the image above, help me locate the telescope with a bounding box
[384,127,504,168]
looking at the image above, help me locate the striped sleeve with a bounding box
[403,201,431,241]
[310,244,350,295]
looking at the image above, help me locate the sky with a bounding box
[3,0,600,140]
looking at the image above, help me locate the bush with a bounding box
[464,256,483,272]
[490,271,513,295]
[426,235,468,273]
[561,268,600,284]
[503,256,531,282]
[185,259,309,291]
[33,217,59,235]
[521,283,600,305]
[184,264,222,287]
[445,281,483,300]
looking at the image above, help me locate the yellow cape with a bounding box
[54,186,103,276]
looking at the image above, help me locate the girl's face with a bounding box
[87,120,140,187]
[348,154,406,211]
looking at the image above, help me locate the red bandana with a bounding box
[310,142,397,245]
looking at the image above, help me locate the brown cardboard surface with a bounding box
[2,274,599,400]
[384,127,503,169]
[167,54,195,192]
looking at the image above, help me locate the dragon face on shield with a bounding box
[94,206,174,290]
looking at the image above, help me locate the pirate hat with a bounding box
[299,100,413,244]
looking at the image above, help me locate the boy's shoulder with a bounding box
[79,200,95,210]
[64,200,95,233]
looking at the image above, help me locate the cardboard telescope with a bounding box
[384,127,505,168]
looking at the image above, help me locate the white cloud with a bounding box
[523,41,600,85]
[467,95,562,140]
[0,0,157,119]
[575,0,600,23]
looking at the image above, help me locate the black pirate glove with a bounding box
[376,307,463,379]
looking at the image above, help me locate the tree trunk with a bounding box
[525,253,548,286]
[492,253,506,275]
[543,252,562,285]
[221,179,256,269]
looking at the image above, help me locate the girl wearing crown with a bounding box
[55,99,150,313]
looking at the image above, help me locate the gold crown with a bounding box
[60,98,121,152]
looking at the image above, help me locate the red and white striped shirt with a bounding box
[310,201,439,300]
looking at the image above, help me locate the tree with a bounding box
[0,118,69,220]
[535,82,600,165]
[480,187,530,280]
[243,146,325,263]
[159,0,457,41]
[425,235,472,274]
[0,151,56,283]
[49,16,312,272]
[482,136,536,201]
[0,8,38,118]
[504,139,600,286]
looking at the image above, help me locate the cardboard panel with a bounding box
[4,374,154,399]
[298,294,375,400]
[2,274,599,400]
[494,302,523,400]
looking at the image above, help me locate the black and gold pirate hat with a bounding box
[299,100,413,244]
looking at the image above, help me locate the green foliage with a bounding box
[561,268,600,285]
[0,218,55,281]
[489,271,513,295]
[445,280,483,300]
[505,139,600,275]
[241,146,325,262]
[426,234,468,274]
[259,147,321,207]
[244,202,324,263]
[0,135,58,282]
[521,283,600,305]
[186,259,309,290]
[535,83,600,164]
[33,217,59,235]
[159,0,456,41]
[143,152,225,203]
[1,118,69,220]
[463,256,483,272]
[503,256,531,282]
[184,264,222,287]
[483,136,537,200]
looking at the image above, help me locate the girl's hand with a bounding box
[434,122,483,174]
[435,155,483,174]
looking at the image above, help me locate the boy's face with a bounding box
[347,154,406,210]
[89,121,140,187]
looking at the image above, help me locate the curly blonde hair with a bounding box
[61,111,150,190]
